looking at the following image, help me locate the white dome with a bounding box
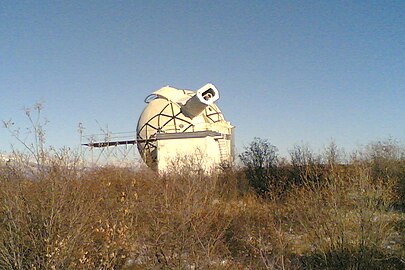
[136,84,232,169]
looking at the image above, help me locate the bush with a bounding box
[1,107,404,269]
[288,144,324,189]
[0,146,404,269]
[365,139,405,209]
[239,137,279,196]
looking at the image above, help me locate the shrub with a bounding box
[239,137,279,196]
[1,107,404,269]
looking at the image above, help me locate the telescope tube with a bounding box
[181,83,219,119]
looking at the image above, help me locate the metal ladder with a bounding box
[217,139,228,162]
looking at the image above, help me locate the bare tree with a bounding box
[239,137,278,196]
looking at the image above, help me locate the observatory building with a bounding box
[137,83,234,171]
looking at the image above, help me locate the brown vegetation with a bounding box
[0,106,404,269]
[0,139,404,269]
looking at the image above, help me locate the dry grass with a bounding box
[0,142,404,269]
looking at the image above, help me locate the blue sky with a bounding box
[1,1,404,157]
